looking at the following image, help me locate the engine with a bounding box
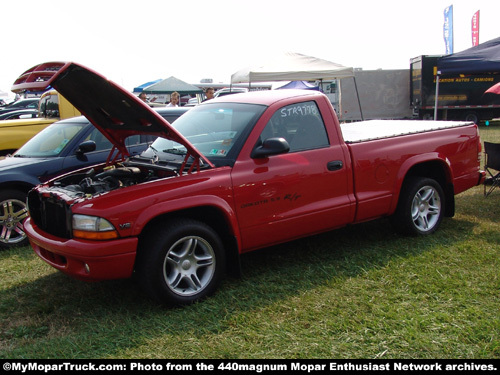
[62,166,146,195]
[27,162,179,239]
[50,162,179,198]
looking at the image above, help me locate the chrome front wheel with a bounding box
[163,236,216,297]
[0,190,29,248]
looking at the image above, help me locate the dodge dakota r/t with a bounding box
[20,62,485,305]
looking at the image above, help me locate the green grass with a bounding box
[0,125,499,359]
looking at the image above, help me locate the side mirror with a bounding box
[76,140,97,155]
[251,137,290,159]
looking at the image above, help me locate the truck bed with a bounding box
[340,120,473,143]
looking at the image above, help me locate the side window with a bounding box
[125,135,141,146]
[125,135,156,146]
[39,94,60,117]
[85,128,113,151]
[260,101,329,152]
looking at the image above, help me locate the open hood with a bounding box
[12,62,212,167]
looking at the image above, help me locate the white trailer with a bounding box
[336,69,412,122]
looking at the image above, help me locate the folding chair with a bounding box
[483,142,500,197]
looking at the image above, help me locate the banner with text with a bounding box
[472,10,480,46]
[443,5,454,54]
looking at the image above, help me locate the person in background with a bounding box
[203,87,214,102]
[167,91,180,107]
[138,92,148,103]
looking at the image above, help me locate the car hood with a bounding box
[0,155,53,172]
[12,62,213,167]
[0,117,55,128]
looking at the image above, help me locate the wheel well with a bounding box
[0,182,35,196]
[137,206,241,277]
[403,161,455,217]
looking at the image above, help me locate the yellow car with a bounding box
[0,90,80,155]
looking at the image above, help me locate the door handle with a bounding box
[327,160,343,171]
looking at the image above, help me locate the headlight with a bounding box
[72,214,119,240]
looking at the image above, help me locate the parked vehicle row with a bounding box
[0,109,39,120]
[0,98,39,116]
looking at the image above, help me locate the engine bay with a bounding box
[51,161,180,198]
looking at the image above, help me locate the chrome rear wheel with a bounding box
[391,177,445,236]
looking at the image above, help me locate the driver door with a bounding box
[231,100,354,251]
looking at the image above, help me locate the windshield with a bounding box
[15,121,87,157]
[149,102,266,163]
[7,99,38,109]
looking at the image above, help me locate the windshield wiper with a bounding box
[146,145,161,164]
[163,148,187,155]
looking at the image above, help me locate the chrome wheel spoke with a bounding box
[1,226,11,241]
[163,236,216,297]
[411,185,441,232]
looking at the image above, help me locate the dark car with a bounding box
[0,98,40,116]
[0,109,39,120]
[0,106,189,248]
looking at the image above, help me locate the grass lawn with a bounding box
[0,124,499,359]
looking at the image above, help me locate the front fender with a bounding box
[131,194,242,250]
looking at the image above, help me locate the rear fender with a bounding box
[390,153,453,215]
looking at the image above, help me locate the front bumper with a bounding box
[24,217,138,281]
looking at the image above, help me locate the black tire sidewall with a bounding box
[136,219,225,305]
[392,177,445,236]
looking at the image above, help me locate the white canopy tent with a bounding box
[230,52,363,120]
[231,52,354,83]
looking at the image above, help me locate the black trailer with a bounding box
[410,55,500,123]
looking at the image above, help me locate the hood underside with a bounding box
[11,62,211,166]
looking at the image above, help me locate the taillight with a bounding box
[477,127,482,163]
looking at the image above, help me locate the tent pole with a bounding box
[353,76,364,121]
[434,73,440,121]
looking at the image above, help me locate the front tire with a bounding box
[0,190,29,249]
[136,219,225,305]
[391,177,444,235]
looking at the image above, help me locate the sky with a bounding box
[1,0,499,98]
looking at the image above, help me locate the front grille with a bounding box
[27,190,72,239]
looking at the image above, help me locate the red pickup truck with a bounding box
[21,62,485,305]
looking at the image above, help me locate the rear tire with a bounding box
[391,177,444,236]
[136,219,225,305]
[464,112,479,124]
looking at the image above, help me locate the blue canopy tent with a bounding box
[133,79,162,93]
[433,37,500,119]
[276,80,320,90]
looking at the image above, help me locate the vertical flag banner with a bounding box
[472,10,480,46]
[443,5,454,54]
